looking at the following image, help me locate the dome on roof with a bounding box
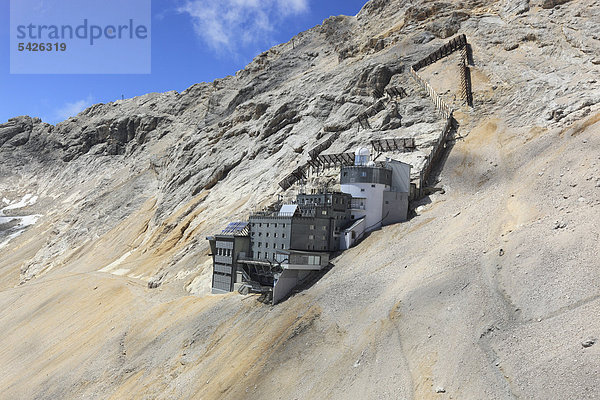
[355,147,370,156]
[354,147,370,166]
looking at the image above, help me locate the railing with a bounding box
[409,68,453,119]
[411,34,467,72]
[408,36,470,194]
[308,132,341,159]
[250,213,294,219]
[421,116,455,187]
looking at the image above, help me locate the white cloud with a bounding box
[54,96,93,122]
[178,0,309,56]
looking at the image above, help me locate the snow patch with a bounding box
[0,219,40,249]
[0,207,42,250]
[3,194,38,212]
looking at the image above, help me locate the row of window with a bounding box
[216,248,232,257]
[251,222,286,228]
[300,209,330,216]
[255,242,286,249]
[252,231,286,238]
[251,224,328,236]
[253,252,279,261]
[308,224,327,230]
[306,235,327,240]
[306,244,328,251]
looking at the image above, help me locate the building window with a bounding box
[259,223,262,227]
[265,243,269,248]
[310,225,315,230]
[274,232,278,238]
[322,235,326,240]
[307,255,320,265]
[371,184,376,188]
[266,223,270,228]
[274,223,278,228]
[258,232,262,236]
[258,242,262,247]
[322,226,327,231]
[227,249,231,257]
[281,244,285,249]
[361,188,365,192]
[308,235,314,240]
[282,233,286,238]
[351,215,355,219]
[251,232,255,236]
[321,210,327,215]
[361,172,367,177]
[283,224,286,228]
[257,252,261,258]
[385,201,389,204]
[266,232,270,237]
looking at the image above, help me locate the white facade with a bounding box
[340,181,388,231]
[339,147,411,240]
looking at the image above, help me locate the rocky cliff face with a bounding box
[1,0,600,398]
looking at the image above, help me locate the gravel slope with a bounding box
[0,0,599,398]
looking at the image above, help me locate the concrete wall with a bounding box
[382,191,409,225]
[290,217,334,251]
[387,159,411,193]
[340,217,366,250]
[272,269,315,304]
[272,269,299,304]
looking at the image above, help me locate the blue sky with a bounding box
[0,0,367,124]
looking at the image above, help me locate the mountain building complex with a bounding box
[207,147,411,303]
